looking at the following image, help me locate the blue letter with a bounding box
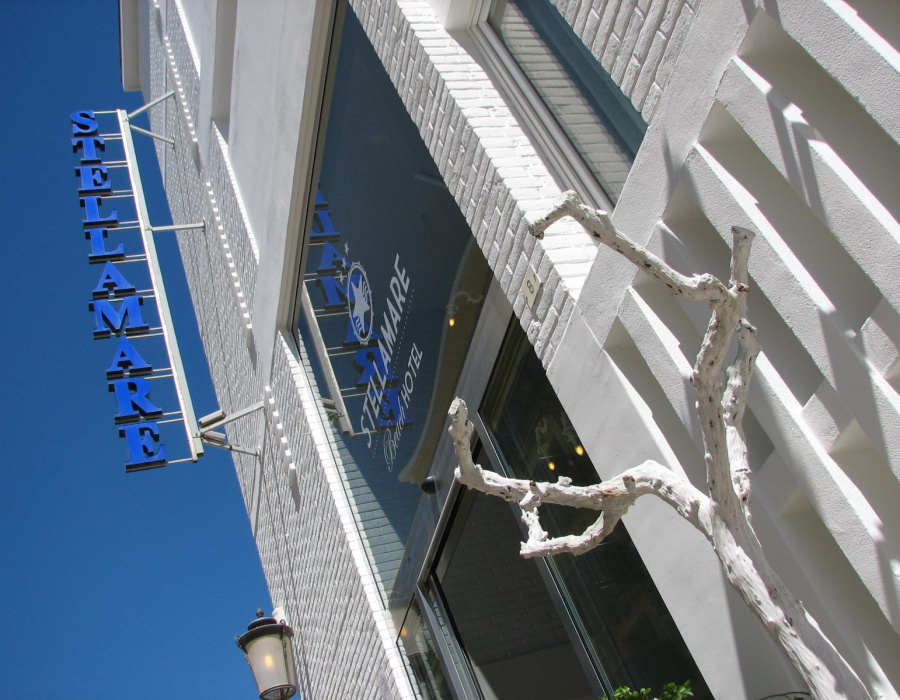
[85,228,125,263]
[81,196,118,228]
[378,388,413,429]
[71,110,98,135]
[317,241,349,273]
[72,136,105,162]
[107,337,153,378]
[90,296,150,338]
[310,208,340,241]
[120,422,167,471]
[76,164,111,195]
[315,275,349,309]
[344,324,382,347]
[93,262,136,298]
[109,377,163,423]
[354,347,396,388]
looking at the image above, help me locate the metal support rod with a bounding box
[150,222,206,233]
[129,123,175,146]
[194,402,267,460]
[301,287,354,434]
[164,457,198,465]
[128,90,175,119]
[197,401,265,433]
[117,109,204,462]
[199,440,261,458]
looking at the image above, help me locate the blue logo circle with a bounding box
[347,263,373,344]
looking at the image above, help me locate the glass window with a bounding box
[433,462,599,699]
[480,322,710,697]
[297,7,492,597]
[398,598,456,700]
[487,0,646,204]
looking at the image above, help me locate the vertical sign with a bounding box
[73,108,203,470]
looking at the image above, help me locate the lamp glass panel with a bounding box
[246,634,291,696]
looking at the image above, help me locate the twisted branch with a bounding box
[449,398,712,557]
[449,192,872,699]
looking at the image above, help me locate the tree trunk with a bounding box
[446,191,876,699]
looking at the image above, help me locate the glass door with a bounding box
[477,323,710,698]
[397,320,709,699]
[411,445,603,700]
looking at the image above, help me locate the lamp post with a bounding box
[236,609,298,700]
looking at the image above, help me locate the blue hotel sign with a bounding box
[73,109,202,471]
[73,110,166,470]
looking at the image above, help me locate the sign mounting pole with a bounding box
[116,109,204,461]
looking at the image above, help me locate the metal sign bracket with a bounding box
[117,107,205,462]
[151,222,206,233]
[127,91,176,146]
[196,402,266,458]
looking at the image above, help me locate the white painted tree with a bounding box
[448,191,872,699]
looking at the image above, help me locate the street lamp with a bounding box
[236,609,298,700]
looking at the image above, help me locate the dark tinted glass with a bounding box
[480,323,710,697]
[436,472,597,699]
[298,7,492,595]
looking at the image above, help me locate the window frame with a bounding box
[403,432,612,699]
[453,0,642,211]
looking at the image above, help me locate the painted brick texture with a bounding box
[140,0,710,696]
[550,0,701,123]
[146,3,414,697]
[350,0,598,371]
[142,0,900,695]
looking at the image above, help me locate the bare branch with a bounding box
[517,460,713,558]
[528,191,729,304]
[729,225,755,297]
[448,398,712,558]
[451,200,875,697]
[722,226,759,510]
[723,226,758,430]
[723,320,760,511]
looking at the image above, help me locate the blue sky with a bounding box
[0,3,272,697]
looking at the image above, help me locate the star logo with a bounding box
[346,262,373,343]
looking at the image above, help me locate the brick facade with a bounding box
[129,0,900,697]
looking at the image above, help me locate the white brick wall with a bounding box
[141,0,702,692]
[351,0,600,370]
[145,3,415,697]
[550,0,701,122]
[493,1,633,200]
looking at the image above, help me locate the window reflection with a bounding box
[297,6,491,597]
[435,466,596,699]
[398,598,455,700]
